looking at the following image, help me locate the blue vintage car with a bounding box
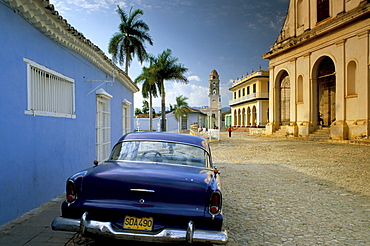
[52,132,228,245]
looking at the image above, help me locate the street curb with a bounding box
[0,194,65,234]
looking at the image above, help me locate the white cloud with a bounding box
[188,75,201,82]
[117,1,128,8]
[219,84,232,107]
[50,0,121,13]
[134,82,209,110]
[166,83,208,107]
[226,79,234,87]
[134,80,233,111]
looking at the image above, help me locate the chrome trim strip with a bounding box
[130,189,155,193]
[51,217,228,244]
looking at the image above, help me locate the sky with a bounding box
[49,0,290,110]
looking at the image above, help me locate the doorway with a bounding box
[317,56,336,126]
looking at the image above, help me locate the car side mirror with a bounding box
[93,160,99,166]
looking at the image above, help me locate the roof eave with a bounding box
[5,0,139,93]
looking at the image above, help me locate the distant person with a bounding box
[318,112,324,127]
[227,126,233,137]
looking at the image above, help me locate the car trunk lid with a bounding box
[79,161,213,216]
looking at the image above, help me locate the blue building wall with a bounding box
[0,2,135,225]
[188,113,205,128]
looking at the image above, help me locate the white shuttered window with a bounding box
[96,89,112,163]
[23,58,75,118]
[122,99,131,135]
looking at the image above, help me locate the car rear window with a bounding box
[109,140,208,167]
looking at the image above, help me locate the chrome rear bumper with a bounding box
[51,213,228,245]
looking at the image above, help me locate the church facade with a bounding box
[263,0,370,140]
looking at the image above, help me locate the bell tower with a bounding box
[209,69,220,109]
[200,69,221,138]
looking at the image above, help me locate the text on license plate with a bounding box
[124,216,153,231]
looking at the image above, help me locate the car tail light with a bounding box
[66,181,77,203]
[209,191,222,215]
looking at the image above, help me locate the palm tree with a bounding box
[150,49,188,132]
[141,100,149,114]
[135,66,159,131]
[173,95,191,132]
[174,95,188,108]
[108,5,153,74]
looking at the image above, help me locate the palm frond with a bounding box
[108,6,153,73]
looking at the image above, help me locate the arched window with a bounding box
[238,109,242,126]
[242,108,246,126]
[280,73,291,125]
[317,0,329,23]
[297,75,303,103]
[347,61,357,96]
[233,109,237,125]
[252,106,257,126]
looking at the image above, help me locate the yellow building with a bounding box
[263,0,370,140]
[229,70,269,128]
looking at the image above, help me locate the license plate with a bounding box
[123,216,153,231]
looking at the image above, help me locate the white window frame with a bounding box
[122,99,132,135]
[23,58,76,118]
[96,89,112,163]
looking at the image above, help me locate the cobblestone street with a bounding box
[2,133,370,245]
[211,132,370,245]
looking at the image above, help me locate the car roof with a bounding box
[117,132,210,154]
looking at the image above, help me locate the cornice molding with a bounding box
[229,71,269,91]
[4,0,139,93]
[263,2,370,60]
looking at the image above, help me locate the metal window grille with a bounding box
[24,58,75,118]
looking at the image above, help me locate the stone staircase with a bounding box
[232,127,250,132]
[268,125,370,145]
[307,127,330,140]
[271,126,331,140]
[272,126,288,138]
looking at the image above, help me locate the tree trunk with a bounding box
[125,50,129,74]
[161,82,166,132]
[149,94,153,131]
[178,116,181,133]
